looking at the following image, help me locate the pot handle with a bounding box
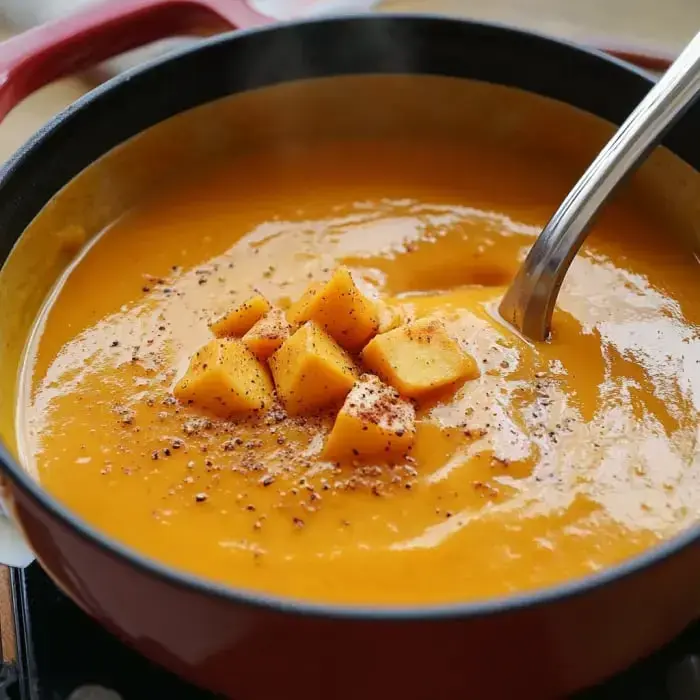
[605,48,673,75]
[0,0,272,120]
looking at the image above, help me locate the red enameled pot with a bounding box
[3,2,700,699]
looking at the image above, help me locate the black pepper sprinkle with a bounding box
[195,493,208,503]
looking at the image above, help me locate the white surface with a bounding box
[0,516,34,567]
[3,0,697,55]
[380,0,699,57]
[0,481,34,567]
[0,1,379,76]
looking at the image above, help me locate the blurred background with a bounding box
[379,0,697,58]
[3,0,697,55]
[0,0,698,162]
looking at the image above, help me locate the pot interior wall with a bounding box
[2,73,700,464]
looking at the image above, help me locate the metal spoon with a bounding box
[499,31,700,342]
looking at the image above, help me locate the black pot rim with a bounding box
[1,12,690,622]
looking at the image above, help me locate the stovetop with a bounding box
[2,563,700,700]
[4,565,213,700]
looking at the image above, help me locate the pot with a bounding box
[0,1,699,698]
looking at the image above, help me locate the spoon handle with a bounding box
[499,31,700,342]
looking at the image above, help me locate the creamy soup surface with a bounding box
[18,137,700,605]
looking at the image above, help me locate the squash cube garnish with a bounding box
[174,338,273,417]
[361,317,477,398]
[269,321,358,416]
[286,282,322,325]
[210,293,271,338]
[287,267,379,351]
[324,374,415,460]
[243,308,291,361]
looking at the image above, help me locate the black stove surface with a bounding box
[2,563,700,700]
[6,564,214,700]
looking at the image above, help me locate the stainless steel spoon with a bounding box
[499,31,700,342]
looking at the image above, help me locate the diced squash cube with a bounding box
[174,339,273,417]
[243,308,291,361]
[361,318,478,398]
[324,374,415,460]
[287,282,322,325]
[286,267,379,351]
[269,321,358,415]
[210,294,271,337]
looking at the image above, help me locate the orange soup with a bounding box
[17,96,700,605]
